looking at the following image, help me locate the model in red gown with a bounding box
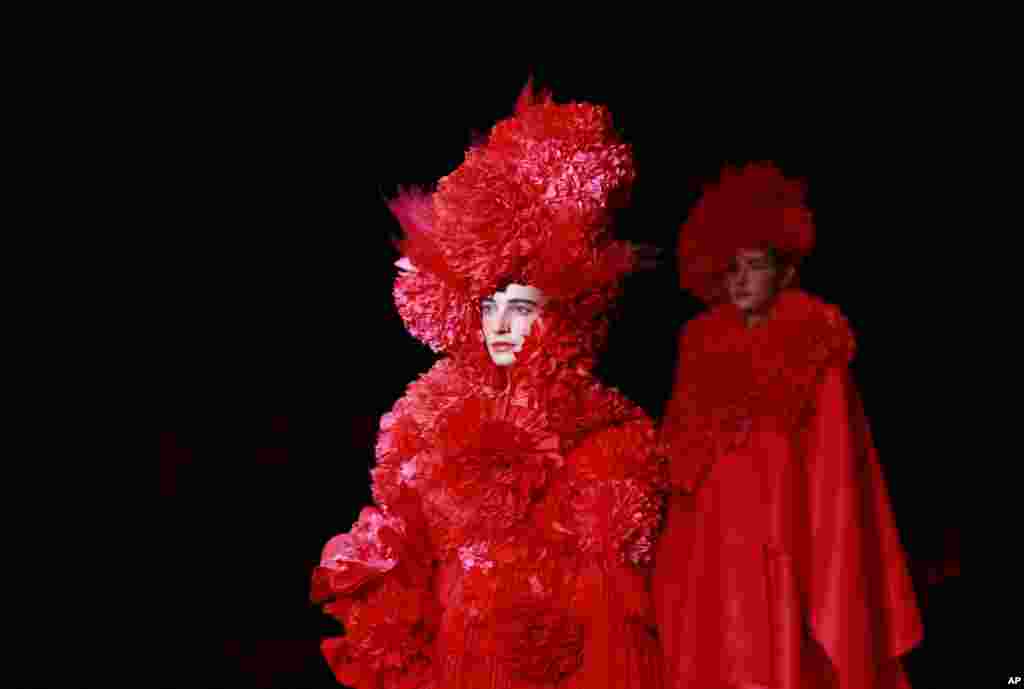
[654,163,923,688]
[311,83,666,689]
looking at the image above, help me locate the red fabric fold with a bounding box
[654,352,922,687]
[804,366,923,687]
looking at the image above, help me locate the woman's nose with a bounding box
[490,308,511,333]
[496,313,512,333]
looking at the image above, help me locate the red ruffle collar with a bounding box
[692,288,855,364]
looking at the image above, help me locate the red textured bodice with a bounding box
[313,354,666,689]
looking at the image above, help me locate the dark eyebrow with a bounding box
[480,298,538,307]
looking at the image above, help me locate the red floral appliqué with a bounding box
[660,289,855,492]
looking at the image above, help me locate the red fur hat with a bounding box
[388,81,637,353]
[678,162,815,303]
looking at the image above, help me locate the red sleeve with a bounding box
[567,419,666,682]
[569,419,665,613]
[659,329,686,439]
[311,396,440,689]
[657,325,698,491]
[658,320,723,494]
[803,366,923,686]
[310,495,439,689]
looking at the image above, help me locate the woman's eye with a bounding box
[515,306,534,315]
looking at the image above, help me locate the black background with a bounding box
[152,37,965,688]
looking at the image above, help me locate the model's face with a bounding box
[481,283,546,367]
[724,248,785,316]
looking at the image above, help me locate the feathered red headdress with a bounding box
[678,162,815,303]
[388,80,637,353]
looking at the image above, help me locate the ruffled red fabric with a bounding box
[317,81,664,689]
[393,265,476,354]
[678,162,815,303]
[311,503,440,689]
[419,396,563,554]
[316,334,665,687]
[658,289,854,493]
[568,421,666,570]
[487,553,585,683]
[372,336,659,561]
[389,83,637,354]
[430,94,635,300]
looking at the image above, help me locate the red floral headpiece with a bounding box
[387,81,637,353]
[678,162,815,303]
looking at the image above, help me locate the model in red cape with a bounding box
[653,162,923,688]
[311,82,667,689]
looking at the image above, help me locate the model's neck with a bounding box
[744,309,767,329]
[742,295,782,329]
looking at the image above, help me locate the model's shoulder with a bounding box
[575,374,651,428]
[785,290,856,366]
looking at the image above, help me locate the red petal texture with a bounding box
[569,421,667,573]
[314,335,665,687]
[390,84,637,354]
[678,161,816,303]
[318,81,663,689]
[312,504,440,689]
[389,187,463,290]
[393,267,475,354]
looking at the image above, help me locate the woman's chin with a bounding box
[489,351,517,367]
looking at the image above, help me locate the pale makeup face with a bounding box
[724,247,793,325]
[480,284,546,366]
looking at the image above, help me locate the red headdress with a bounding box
[678,162,815,303]
[387,81,637,356]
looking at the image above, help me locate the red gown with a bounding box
[653,289,923,689]
[312,348,666,689]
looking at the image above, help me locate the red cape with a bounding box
[654,291,922,688]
